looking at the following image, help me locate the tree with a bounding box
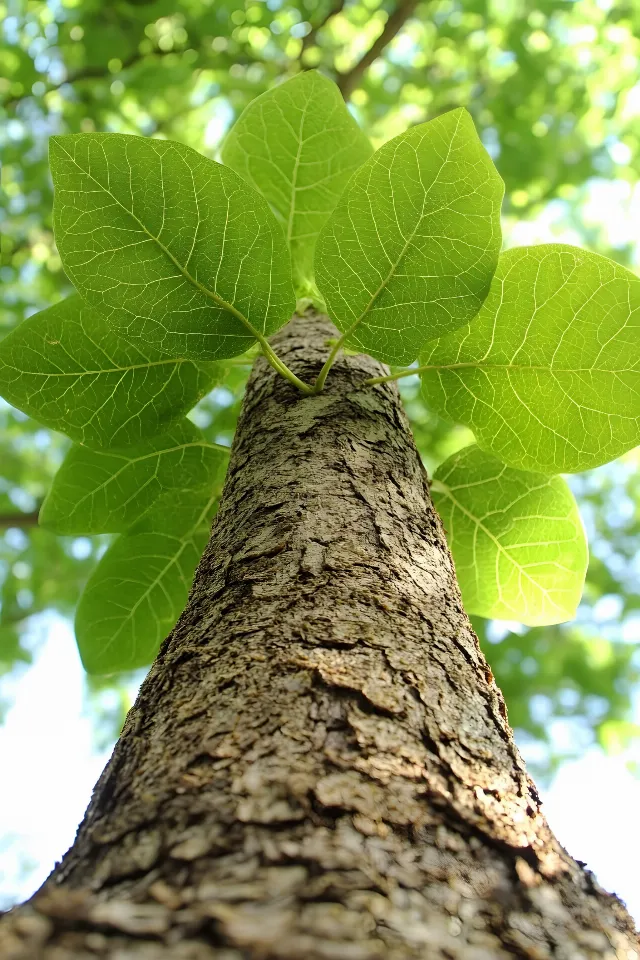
[4,1,640,705]
[1,62,639,960]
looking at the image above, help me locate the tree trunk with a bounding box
[1,312,638,960]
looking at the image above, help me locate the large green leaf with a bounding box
[221,70,372,296]
[0,296,219,448]
[75,490,216,674]
[40,420,226,535]
[314,107,504,364]
[432,445,588,625]
[50,133,295,360]
[421,245,640,473]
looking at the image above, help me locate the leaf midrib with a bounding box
[9,357,193,378]
[351,111,463,333]
[285,95,311,247]
[53,139,261,340]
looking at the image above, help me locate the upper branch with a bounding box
[1,50,155,110]
[337,0,419,100]
[0,508,41,529]
[2,46,263,111]
[300,0,346,57]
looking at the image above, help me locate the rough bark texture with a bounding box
[1,312,638,960]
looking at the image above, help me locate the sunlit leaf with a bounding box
[315,107,503,364]
[50,133,295,360]
[421,245,640,472]
[0,296,218,448]
[221,70,372,296]
[432,444,588,625]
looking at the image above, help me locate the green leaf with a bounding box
[431,444,588,625]
[0,296,219,448]
[75,489,216,674]
[221,70,372,296]
[421,244,640,473]
[50,132,295,360]
[314,107,504,364]
[40,420,226,535]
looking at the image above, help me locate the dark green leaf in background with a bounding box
[75,489,217,674]
[39,420,226,535]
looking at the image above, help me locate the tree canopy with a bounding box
[1,0,640,784]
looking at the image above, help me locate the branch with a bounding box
[300,0,346,57]
[0,509,41,529]
[337,0,419,100]
[2,50,145,109]
[0,44,202,110]
[3,44,270,111]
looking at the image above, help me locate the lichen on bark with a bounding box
[1,312,638,959]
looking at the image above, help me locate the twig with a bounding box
[0,509,41,529]
[2,50,151,109]
[337,0,419,100]
[300,0,346,57]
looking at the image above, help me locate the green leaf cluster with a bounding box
[315,107,504,364]
[0,296,228,673]
[1,70,639,673]
[416,241,639,619]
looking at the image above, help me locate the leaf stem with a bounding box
[209,442,232,455]
[312,336,345,393]
[259,339,315,395]
[220,343,314,394]
[364,364,433,386]
[0,508,42,529]
[311,318,361,394]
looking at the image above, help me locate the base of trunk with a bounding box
[1,820,638,960]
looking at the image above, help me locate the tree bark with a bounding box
[1,312,638,959]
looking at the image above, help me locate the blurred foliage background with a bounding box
[1,0,640,894]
